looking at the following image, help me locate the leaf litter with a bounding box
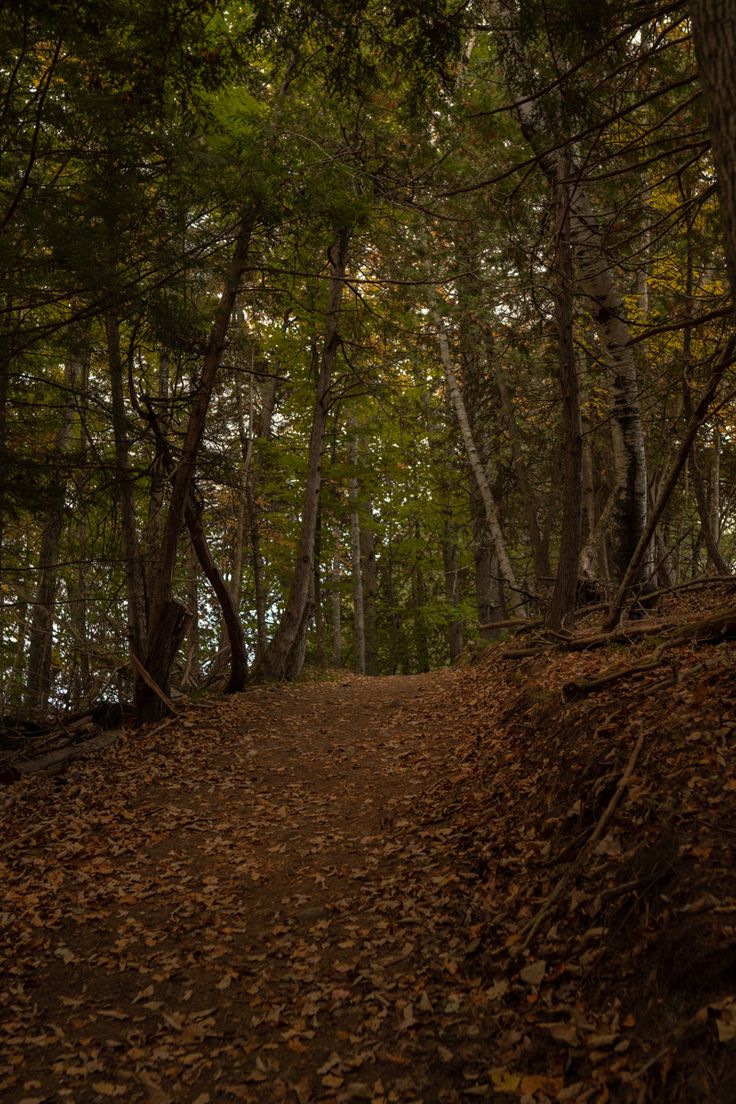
[1,598,735,1103]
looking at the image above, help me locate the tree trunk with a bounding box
[547,172,583,632]
[412,531,430,673]
[180,539,200,690]
[248,374,278,663]
[107,313,147,665]
[689,1,736,301]
[434,309,526,616]
[138,215,253,722]
[361,501,379,675]
[442,528,464,661]
[26,349,83,715]
[331,524,342,667]
[259,227,351,680]
[185,492,247,694]
[471,480,506,637]
[490,341,551,582]
[349,435,366,674]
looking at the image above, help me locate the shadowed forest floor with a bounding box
[2,605,736,1103]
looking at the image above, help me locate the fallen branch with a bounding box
[501,617,681,658]
[13,730,121,776]
[130,654,180,715]
[562,646,667,701]
[478,617,542,632]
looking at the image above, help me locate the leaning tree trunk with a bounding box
[434,309,526,616]
[138,215,253,722]
[259,227,351,680]
[184,491,247,694]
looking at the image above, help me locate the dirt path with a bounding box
[1,671,504,1104]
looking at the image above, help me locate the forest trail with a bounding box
[2,670,506,1104]
[4,626,736,1104]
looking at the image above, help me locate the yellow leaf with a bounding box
[490,1068,521,1093]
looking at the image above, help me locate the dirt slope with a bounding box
[1,634,735,1104]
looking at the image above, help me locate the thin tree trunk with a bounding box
[248,373,278,663]
[434,309,526,616]
[180,539,200,690]
[412,528,430,673]
[491,343,551,582]
[185,492,247,693]
[471,480,506,637]
[248,478,268,661]
[349,435,365,675]
[26,352,82,715]
[442,528,464,661]
[259,227,351,680]
[361,500,379,675]
[314,502,326,667]
[547,172,583,632]
[107,314,147,664]
[331,524,342,666]
[229,364,255,611]
[3,600,28,715]
[139,215,253,721]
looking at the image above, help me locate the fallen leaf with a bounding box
[490,1068,521,1092]
[519,960,546,987]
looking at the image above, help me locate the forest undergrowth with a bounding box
[2,583,736,1104]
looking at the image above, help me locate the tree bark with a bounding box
[349,434,366,674]
[471,479,507,637]
[107,313,147,665]
[138,215,253,722]
[331,524,342,667]
[26,354,79,715]
[184,492,247,694]
[547,172,583,632]
[442,528,464,661]
[259,226,351,680]
[361,501,379,675]
[689,0,736,301]
[490,341,551,582]
[434,309,526,616]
